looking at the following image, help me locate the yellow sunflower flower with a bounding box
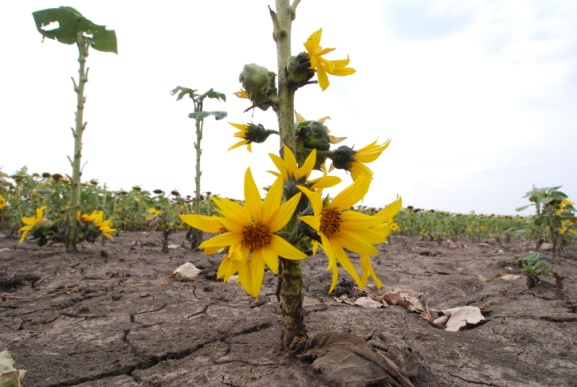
[18,206,48,244]
[304,28,356,91]
[0,195,6,210]
[268,144,341,192]
[78,210,117,240]
[147,208,162,216]
[330,139,391,180]
[298,174,391,292]
[180,169,307,298]
[95,216,117,240]
[228,122,278,153]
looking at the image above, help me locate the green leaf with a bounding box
[171,86,197,101]
[188,111,228,121]
[198,88,227,103]
[90,27,118,53]
[32,7,117,53]
[515,204,531,212]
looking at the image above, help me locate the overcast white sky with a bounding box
[2,1,576,215]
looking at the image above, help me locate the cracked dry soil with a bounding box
[1,231,576,387]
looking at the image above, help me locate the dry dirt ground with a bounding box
[1,230,576,387]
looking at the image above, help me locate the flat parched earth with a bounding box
[1,231,576,386]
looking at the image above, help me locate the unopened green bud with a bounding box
[329,145,356,170]
[239,64,278,111]
[245,123,277,144]
[295,120,332,169]
[287,52,314,88]
[296,120,331,151]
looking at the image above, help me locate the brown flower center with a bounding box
[320,208,341,238]
[242,221,271,250]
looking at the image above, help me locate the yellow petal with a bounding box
[212,197,250,230]
[179,214,223,233]
[294,110,306,123]
[299,214,320,232]
[244,169,263,220]
[238,259,257,298]
[259,245,279,274]
[360,255,382,289]
[330,173,371,210]
[270,235,308,260]
[304,28,323,53]
[298,185,323,215]
[200,231,242,250]
[299,148,317,179]
[269,191,301,232]
[332,240,363,288]
[269,153,290,180]
[335,230,379,256]
[317,67,330,91]
[229,122,248,131]
[249,252,265,298]
[228,139,250,151]
[283,145,299,178]
[309,175,341,191]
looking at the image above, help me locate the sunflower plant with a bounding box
[179,1,401,350]
[516,186,577,259]
[171,87,227,249]
[33,7,117,251]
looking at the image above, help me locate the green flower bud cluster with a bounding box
[296,120,331,169]
[287,52,314,88]
[239,64,278,111]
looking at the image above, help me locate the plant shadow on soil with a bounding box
[1,231,576,386]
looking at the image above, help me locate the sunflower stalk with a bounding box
[190,101,205,249]
[65,36,91,251]
[271,0,307,350]
[171,86,227,249]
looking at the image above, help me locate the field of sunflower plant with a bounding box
[2,168,573,249]
[0,166,549,246]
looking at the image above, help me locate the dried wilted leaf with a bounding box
[0,350,26,387]
[437,306,486,332]
[380,288,424,312]
[334,295,356,305]
[355,296,386,309]
[432,315,449,326]
[169,262,201,282]
[295,332,414,387]
[497,274,522,281]
[362,283,380,298]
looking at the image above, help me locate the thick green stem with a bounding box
[272,0,306,351]
[189,102,204,249]
[67,37,90,252]
[194,103,203,214]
